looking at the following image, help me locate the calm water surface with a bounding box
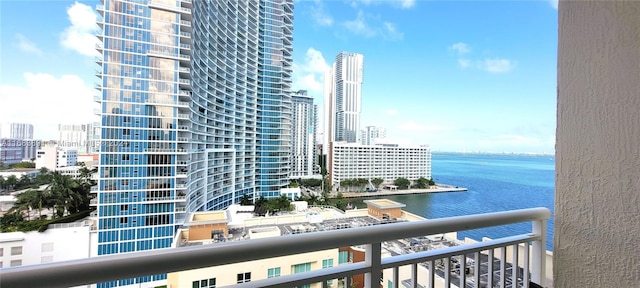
[351,153,555,251]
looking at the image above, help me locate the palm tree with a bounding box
[14,189,47,219]
[239,194,253,205]
[18,175,31,189]
[48,172,81,217]
[5,175,17,192]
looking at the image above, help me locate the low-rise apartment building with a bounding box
[167,199,458,288]
[329,142,432,187]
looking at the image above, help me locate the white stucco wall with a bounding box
[556,1,640,287]
[0,223,92,268]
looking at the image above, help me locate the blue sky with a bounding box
[0,0,558,153]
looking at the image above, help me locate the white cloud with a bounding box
[348,0,415,9]
[450,42,471,55]
[477,58,515,73]
[458,59,471,68]
[342,11,403,40]
[382,22,403,41]
[292,48,330,96]
[385,109,398,116]
[343,10,377,37]
[0,73,97,140]
[397,121,452,132]
[60,2,99,57]
[399,0,416,9]
[310,0,333,26]
[16,34,43,57]
[549,0,558,10]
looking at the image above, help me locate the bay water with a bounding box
[351,152,555,251]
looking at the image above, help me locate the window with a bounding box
[321,259,334,285]
[41,256,53,263]
[10,260,21,267]
[267,267,280,278]
[121,204,128,211]
[236,272,251,283]
[0,247,3,256]
[41,243,54,252]
[11,246,22,256]
[192,278,216,288]
[293,263,312,288]
[120,217,128,224]
[339,251,349,264]
[123,129,131,136]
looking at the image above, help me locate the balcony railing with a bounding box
[0,208,550,288]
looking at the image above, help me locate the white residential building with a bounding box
[291,90,318,178]
[324,52,364,147]
[0,123,34,140]
[0,219,94,269]
[58,124,95,154]
[35,146,78,171]
[360,126,386,146]
[329,142,432,187]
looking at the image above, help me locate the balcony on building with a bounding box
[0,2,637,288]
[0,199,553,288]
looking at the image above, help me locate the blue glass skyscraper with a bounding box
[95,0,292,286]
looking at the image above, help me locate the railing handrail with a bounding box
[0,207,551,288]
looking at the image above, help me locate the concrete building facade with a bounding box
[0,123,34,140]
[58,123,95,154]
[324,52,364,146]
[360,126,386,146]
[0,139,24,166]
[35,146,78,171]
[291,90,318,178]
[329,142,432,187]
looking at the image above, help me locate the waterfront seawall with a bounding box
[339,184,467,198]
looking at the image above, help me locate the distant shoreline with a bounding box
[338,184,467,199]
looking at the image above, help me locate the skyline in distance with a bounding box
[0,0,558,154]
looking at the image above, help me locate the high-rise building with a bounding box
[361,126,386,146]
[0,123,34,140]
[188,0,293,210]
[94,1,293,286]
[324,52,364,145]
[94,1,193,286]
[58,123,94,154]
[290,90,317,177]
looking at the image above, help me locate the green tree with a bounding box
[5,175,17,191]
[14,189,48,219]
[334,192,346,210]
[49,172,82,217]
[394,177,411,190]
[428,177,436,186]
[18,175,31,188]
[35,168,53,185]
[372,178,384,189]
[239,194,253,205]
[10,162,36,169]
[0,176,5,190]
[415,177,429,189]
[289,181,299,188]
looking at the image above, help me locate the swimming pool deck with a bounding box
[339,184,468,198]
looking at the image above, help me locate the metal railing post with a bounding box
[531,219,547,286]
[365,242,382,288]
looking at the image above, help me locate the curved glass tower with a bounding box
[95,0,292,286]
[189,0,293,211]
